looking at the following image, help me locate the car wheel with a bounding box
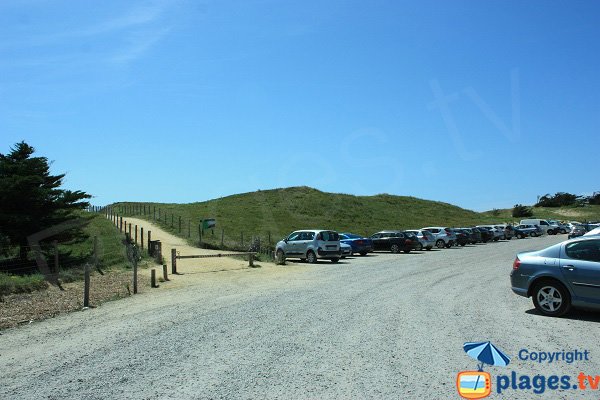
[403,249,411,253]
[531,280,571,317]
[506,236,512,240]
[331,258,339,263]
[460,242,466,246]
[276,249,285,263]
[306,250,317,264]
[390,244,400,253]
[359,251,367,256]
[445,241,452,248]
[417,243,423,251]
[436,240,445,249]
[531,232,537,237]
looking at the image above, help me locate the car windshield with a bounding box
[343,233,361,239]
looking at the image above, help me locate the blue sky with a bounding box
[1,0,598,211]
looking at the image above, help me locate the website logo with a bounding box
[457,341,511,399]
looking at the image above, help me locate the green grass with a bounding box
[109,186,600,251]
[0,272,48,296]
[56,212,130,271]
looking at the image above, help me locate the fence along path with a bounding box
[123,217,253,274]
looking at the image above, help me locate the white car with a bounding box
[584,226,600,236]
[341,242,352,258]
[276,230,341,263]
[422,227,457,249]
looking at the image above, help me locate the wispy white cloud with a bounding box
[110,27,171,64]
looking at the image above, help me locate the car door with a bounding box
[285,231,302,256]
[370,233,383,250]
[298,231,315,256]
[560,239,600,304]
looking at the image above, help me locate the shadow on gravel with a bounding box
[525,308,600,323]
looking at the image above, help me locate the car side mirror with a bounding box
[284,238,288,243]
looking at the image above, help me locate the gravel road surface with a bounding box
[2,234,599,399]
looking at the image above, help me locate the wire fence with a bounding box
[89,203,277,259]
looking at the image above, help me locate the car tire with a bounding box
[390,244,400,253]
[306,250,317,264]
[276,249,285,263]
[417,243,423,251]
[331,258,339,263]
[403,249,411,253]
[460,243,466,247]
[531,280,571,317]
[359,251,367,256]
[531,232,537,237]
[436,240,445,249]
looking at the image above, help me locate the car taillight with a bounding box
[513,257,521,270]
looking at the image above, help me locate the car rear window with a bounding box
[318,231,339,241]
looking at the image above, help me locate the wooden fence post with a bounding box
[128,223,132,238]
[140,228,144,250]
[83,263,90,307]
[147,231,152,255]
[133,255,138,294]
[151,269,157,288]
[249,253,254,267]
[119,216,123,232]
[171,248,177,274]
[153,207,156,220]
[163,264,169,281]
[135,225,138,245]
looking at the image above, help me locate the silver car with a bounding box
[276,230,341,263]
[405,229,435,251]
[510,236,600,316]
[422,227,457,249]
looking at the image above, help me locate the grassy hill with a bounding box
[112,186,529,250]
[482,205,600,223]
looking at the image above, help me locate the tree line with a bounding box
[512,191,600,218]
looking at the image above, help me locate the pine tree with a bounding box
[0,142,91,261]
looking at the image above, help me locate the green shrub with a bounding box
[0,272,48,296]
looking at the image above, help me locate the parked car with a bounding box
[520,219,559,235]
[452,229,469,246]
[422,227,457,249]
[473,227,493,243]
[477,225,503,241]
[510,236,600,316]
[584,226,600,237]
[516,224,541,237]
[405,229,435,251]
[459,228,481,244]
[503,225,515,240]
[568,225,587,239]
[512,226,529,239]
[276,230,341,263]
[370,231,416,253]
[338,233,374,256]
[340,242,352,258]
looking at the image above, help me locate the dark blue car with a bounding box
[339,233,374,256]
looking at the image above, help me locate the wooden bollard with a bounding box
[151,269,158,288]
[248,253,254,267]
[140,228,144,250]
[134,225,138,245]
[163,264,169,281]
[171,248,177,274]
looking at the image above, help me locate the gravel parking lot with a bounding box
[2,234,599,399]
